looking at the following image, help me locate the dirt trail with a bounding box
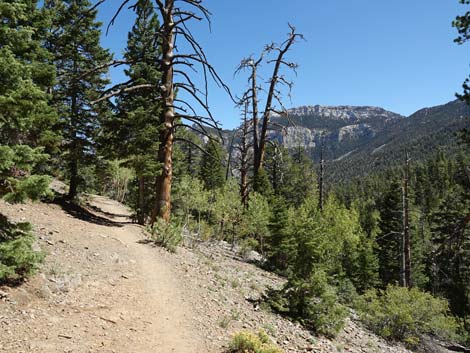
[0,195,209,353]
[1,193,417,353]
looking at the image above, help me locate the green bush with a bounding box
[286,270,348,337]
[355,285,459,346]
[228,330,283,353]
[239,237,259,258]
[335,277,359,305]
[0,145,52,203]
[0,214,44,283]
[4,175,53,203]
[267,270,348,338]
[148,219,183,253]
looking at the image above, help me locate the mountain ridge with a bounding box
[222,99,470,182]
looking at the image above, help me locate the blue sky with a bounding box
[97,0,470,129]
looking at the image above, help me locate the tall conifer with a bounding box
[101,0,162,224]
[47,0,112,199]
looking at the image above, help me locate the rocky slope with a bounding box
[268,105,404,160]
[0,194,427,353]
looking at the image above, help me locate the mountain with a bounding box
[269,105,404,161]
[223,99,470,183]
[325,100,470,182]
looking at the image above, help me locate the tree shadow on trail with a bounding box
[52,197,129,228]
[85,202,130,219]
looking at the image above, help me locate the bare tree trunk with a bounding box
[236,100,251,208]
[401,153,412,288]
[251,63,260,181]
[68,158,79,199]
[318,136,325,211]
[68,93,79,200]
[187,142,193,175]
[254,26,302,179]
[226,134,235,180]
[150,0,175,224]
[138,175,145,225]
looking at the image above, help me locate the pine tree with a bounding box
[0,1,54,283]
[199,139,226,191]
[351,199,381,292]
[0,0,58,150]
[46,0,112,199]
[0,213,44,283]
[100,0,161,224]
[431,188,470,321]
[454,0,470,103]
[277,147,317,206]
[0,1,57,201]
[266,196,296,274]
[376,180,403,286]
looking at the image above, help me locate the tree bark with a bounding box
[68,92,79,200]
[251,63,260,181]
[226,134,235,180]
[239,100,250,208]
[150,0,175,224]
[138,175,145,225]
[401,153,412,288]
[318,136,325,211]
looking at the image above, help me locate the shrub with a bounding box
[0,145,52,203]
[267,270,348,338]
[148,219,183,253]
[0,214,44,283]
[239,237,259,258]
[335,277,358,305]
[4,175,53,203]
[285,270,348,337]
[228,330,283,353]
[355,285,459,346]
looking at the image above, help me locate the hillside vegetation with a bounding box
[1,1,470,352]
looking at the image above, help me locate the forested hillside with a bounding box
[1,1,470,353]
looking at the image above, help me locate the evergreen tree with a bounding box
[265,196,296,274]
[431,188,470,322]
[0,0,57,201]
[376,180,403,286]
[270,196,364,337]
[0,213,44,284]
[46,0,112,199]
[264,145,316,205]
[100,0,161,223]
[199,139,226,191]
[0,0,58,150]
[177,130,203,177]
[454,0,470,103]
[0,1,55,283]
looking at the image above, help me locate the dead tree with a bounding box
[318,134,325,211]
[257,25,303,177]
[109,0,231,223]
[237,99,252,208]
[236,25,303,188]
[401,153,412,288]
[235,54,263,183]
[226,133,236,180]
